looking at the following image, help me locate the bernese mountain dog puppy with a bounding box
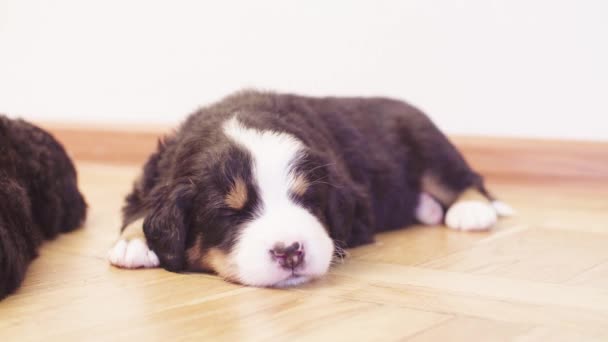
[108,90,512,287]
[0,116,87,299]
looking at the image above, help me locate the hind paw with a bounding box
[415,192,444,225]
[445,200,497,231]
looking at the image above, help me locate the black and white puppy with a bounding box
[108,90,512,287]
[0,116,87,299]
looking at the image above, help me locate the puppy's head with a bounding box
[146,117,334,287]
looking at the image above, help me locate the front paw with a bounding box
[108,238,160,269]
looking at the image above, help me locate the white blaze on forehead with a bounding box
[223,116,303,204]
[222,116,334,287]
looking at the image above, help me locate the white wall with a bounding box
[0,0,606,140]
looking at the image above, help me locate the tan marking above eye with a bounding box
[291,174,309,196]
[225,178,248,209]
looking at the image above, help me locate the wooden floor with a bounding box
[1,162,607,341]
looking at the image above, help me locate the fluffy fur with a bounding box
[0,116,87,299]
[110,90,510,287]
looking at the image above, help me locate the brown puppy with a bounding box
[109,90,512,287]
[0,116,87,299]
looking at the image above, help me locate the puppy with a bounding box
[0,116,87,299]
[109,90,512,287]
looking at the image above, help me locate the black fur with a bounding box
[122,90,485,272]
[0,116,87,299]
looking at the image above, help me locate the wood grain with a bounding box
[1,122,607,341]
[0,162,606,341]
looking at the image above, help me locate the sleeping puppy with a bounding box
[108,90,512,287]
[0,116,87,299]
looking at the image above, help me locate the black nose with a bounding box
[270,242,304,270]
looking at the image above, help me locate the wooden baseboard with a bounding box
[43,125,165,166]
[451,136,608,181]
[41,124,608,181]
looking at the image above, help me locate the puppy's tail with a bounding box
[0,177,41,300]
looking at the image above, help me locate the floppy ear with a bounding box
[324,165,374,250]
[143,182,194,272]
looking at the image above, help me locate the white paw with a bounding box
[445,200,497,231]
[107,239,160,269]
[415,192,444,225]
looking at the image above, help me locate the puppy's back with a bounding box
[0,116,87,237]
[0,116,87,299]
[0,176,40,299]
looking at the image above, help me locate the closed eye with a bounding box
[216,206,241,219]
